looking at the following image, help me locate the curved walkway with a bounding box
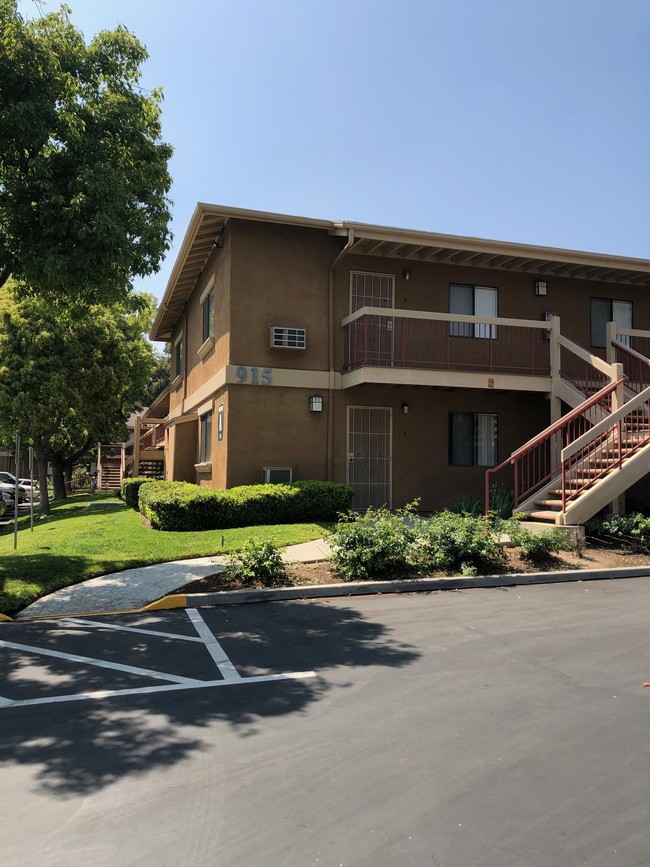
[16,538,333,619]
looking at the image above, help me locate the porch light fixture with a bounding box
[534,279,548,296]
[401,401,409,414]
[403,269,410,281]
[309,394,324,413]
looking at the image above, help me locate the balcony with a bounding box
[342,307,553,391]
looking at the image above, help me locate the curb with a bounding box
[5,565,650,622]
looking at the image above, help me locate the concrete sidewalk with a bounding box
[15,537,333,619]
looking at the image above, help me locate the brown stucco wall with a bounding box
[330,386,550,511]
[228,219,340,371]
[225,384,329,487]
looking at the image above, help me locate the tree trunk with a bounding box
[34,444,51,517]
[51,453,67,501]
[63,458,74,484]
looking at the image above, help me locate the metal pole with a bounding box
[29,446,34,531]
[13,433,19,550]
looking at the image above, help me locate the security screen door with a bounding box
[347,407,392,509]
[350,272,394,365]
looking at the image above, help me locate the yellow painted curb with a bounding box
[0,613,14,622]
[140,594,187,611]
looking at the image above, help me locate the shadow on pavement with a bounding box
[0,600,420,796]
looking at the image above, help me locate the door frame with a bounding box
[346,405,393,509]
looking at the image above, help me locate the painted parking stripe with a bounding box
[0,639,205,685]
[186,609,242,680]
[0,670,317,709]
[61,617,204,643]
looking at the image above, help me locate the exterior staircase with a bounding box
[487,325,650,525]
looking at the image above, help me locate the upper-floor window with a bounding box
[199,410,213,463]
[449,284,497,339]
[449,412,497,467]
[350,271,394,313]
[590,298,632,348]
[202,290,214,343]
[173,333,184,381]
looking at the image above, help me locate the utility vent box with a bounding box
[270,327,307,349]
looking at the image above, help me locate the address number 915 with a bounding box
[236,366,272,385]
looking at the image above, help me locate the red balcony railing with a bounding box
[612,341,650,395]
[343,307,552,376]
[558,335,611,398]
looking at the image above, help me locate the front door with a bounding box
[347,406,392,509]
[350,271,395,366]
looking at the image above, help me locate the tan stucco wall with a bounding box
[228,219,340,371]
[167,419,198,483]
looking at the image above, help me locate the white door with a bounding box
[347,406,392,509]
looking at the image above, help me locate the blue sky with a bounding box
[20,0,650,302]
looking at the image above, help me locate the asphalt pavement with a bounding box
[2,578,650,866]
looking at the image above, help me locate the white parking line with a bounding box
[0,639,204,685]
[61,617,204,643]
[186,609,242,680]
[0,670,317,709]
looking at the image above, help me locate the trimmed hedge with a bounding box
[138,479,353,531]
[120,476,156,510]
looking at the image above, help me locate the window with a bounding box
[449,284,497,338]
[202,291,214,343]
[449,412,497,467]
[590,298,632,348]
[270,327,307,349]
[217,403,224,443]
[199,411,212,463]
[264,468,293,484]
[173,334,184,380]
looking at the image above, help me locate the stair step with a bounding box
[525,510,560,523]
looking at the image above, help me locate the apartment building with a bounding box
[145,204,650,524]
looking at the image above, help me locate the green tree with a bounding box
[0,290,158,515]
[0,1,173,302]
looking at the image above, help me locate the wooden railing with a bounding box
[558,334,613,398]
[343,307,552,376]
[484,378,626,514]
[123,419,166,478]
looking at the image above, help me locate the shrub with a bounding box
[506,522,570,563]
[411,511,506,574]
[227,539,286,587]
[449,493,482,517]
[330,505,416,581]
[138,479,353,531]
[586,513,650,546]
[489,484,515,519]
[290,480,353,521]
[121,476,156,509]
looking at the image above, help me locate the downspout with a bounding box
[327,228,355,480]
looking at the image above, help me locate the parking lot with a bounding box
[2,579,650,866]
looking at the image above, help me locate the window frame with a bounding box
[199,410,213,463]
[449,283,498,339]
[590,297,632,348]
[172,332,184,386]
[448,411,498,468]
[264,467,293,484]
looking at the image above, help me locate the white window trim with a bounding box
[198,335,215,359]
[199,276,215,305]
[171,373,183,390]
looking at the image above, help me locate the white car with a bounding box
[0,472,31,502]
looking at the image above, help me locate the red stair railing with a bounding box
[485,378,625,515]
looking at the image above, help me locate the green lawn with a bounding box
[0,493,331,616]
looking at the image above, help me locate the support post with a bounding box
[605,321,617,365]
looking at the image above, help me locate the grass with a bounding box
[0,493,331,616]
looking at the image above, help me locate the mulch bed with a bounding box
[174,544,650,595]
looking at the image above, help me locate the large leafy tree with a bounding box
[0,289,158,515]
[0,1,173,302]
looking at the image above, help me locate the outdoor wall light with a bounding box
[534,279,548,296]
[403,269,410,281]
[401,401,409,414]
[309,394,324,413]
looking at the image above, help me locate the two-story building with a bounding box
[144,204,650,525]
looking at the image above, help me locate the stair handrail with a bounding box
[558,334,616,378]
[485,376,626,515]
[560,382,650,464]
[611,339,650,369]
